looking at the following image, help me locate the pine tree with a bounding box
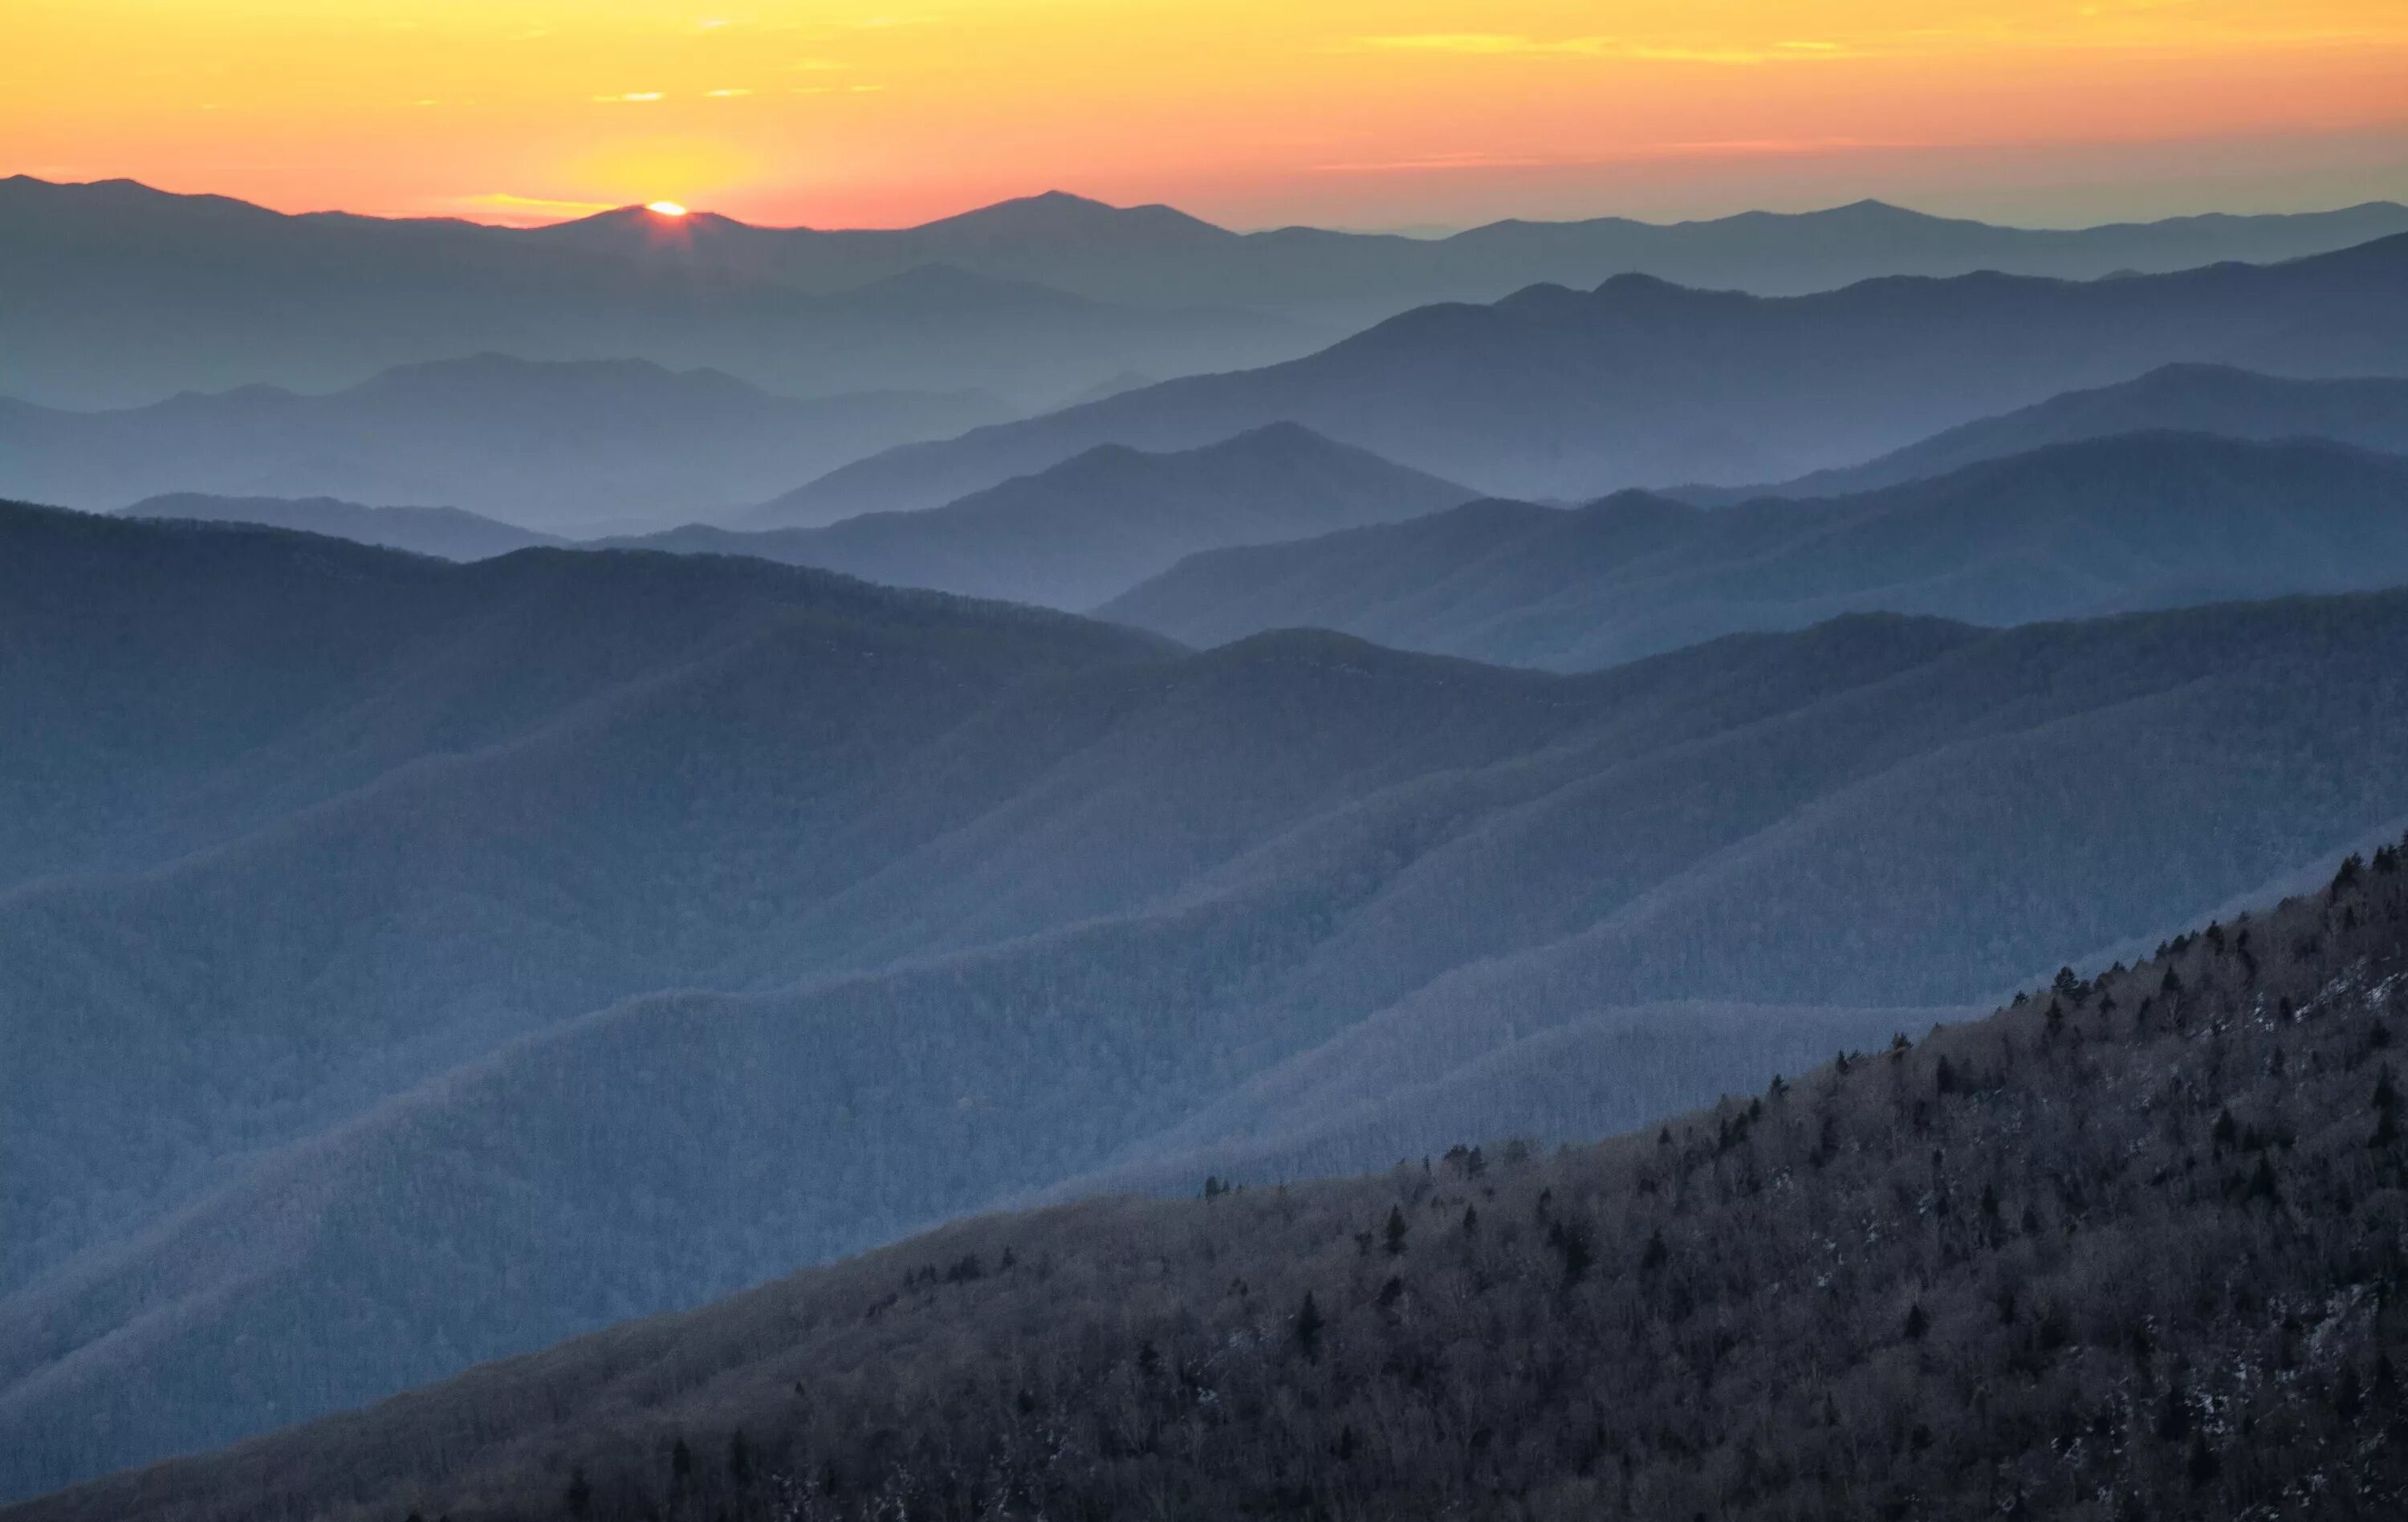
[1294,1291,1325,1361]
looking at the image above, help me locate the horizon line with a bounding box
[11,169,2407,241]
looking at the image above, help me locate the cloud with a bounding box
[594,92,665,103]
[1309,150,1556,173]
[445,192,618,221]
[1358,33,1857,64]
[703,87,753,97]
[1309,138,1931,175]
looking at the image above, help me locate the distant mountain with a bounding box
[1685,364,2408,501]
[416,181,2408,328]
[25,856,2403,1522]
[1104,433,2408,669]
[12,175,2407,408]
[0,178,1319,409]
[678,425,1471,606]
[762,234,2408,521]
[121,494,560,560]
[98,428,1470,605]
[6,497,2408,1495]
[0,355,1015,525]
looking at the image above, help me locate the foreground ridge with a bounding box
[23,836,2408,1521]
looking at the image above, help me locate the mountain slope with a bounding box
[121,494,563,560]
[0,356,1016,526]
[1690,364,2408,501]
[759,232,2408,519]
[6,504,2408,1493]
[685,425,1471,603]
[14,846,2407,1522]
[1103,433,2408,669]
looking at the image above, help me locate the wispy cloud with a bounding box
[1308,150,1556,174]
[1309,137,1930,174]
[1359,34,1857,65]
[594,92,665,103]
[703,87,753,97]
[446,192,617,221]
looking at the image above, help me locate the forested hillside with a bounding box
[18,838,2406,1522]
[1104,433,2408,669]
[7,496,2408,1494]
[124,494,564,560]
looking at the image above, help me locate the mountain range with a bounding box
[118,374,2408,625]
[10,845,2406,1521]
[1103,432,2408,669]
[5,499,2408,1496]
[119,425,1473,608]
[523,190,2408,311]
[10,176,2407,410]
[0,179,1320,410]
[0,354,1014,527]
[752,232,2408,523]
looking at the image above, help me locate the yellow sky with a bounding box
[8,1,2408,227]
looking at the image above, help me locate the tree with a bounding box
[1640,1228,1668,1273]
[1384,1204,1409,1256]
[1294,1291,1325,1361]
[564,1469,592,1519]
[670,1438,693,1488]
[729,1430,754,1488]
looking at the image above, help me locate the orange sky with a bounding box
[8,1,2408,229]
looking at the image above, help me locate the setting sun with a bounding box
[645,200,687,217]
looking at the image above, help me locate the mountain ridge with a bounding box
[693,423,1470,603]
[1678,363,2408,502]
[756,232,2408,521]
[1100,430,2408,669]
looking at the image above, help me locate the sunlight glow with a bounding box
[6,1,2406,228]
[645,200,688,217]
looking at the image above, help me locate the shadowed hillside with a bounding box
[14,842,2406,1522]
[1103,433,2408,669]
[6,496,2408,1495]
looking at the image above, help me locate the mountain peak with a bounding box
[919,189,1235,246]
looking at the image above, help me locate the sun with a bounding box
[645,200,688,218]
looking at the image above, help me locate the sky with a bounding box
[8,1,2408,230]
